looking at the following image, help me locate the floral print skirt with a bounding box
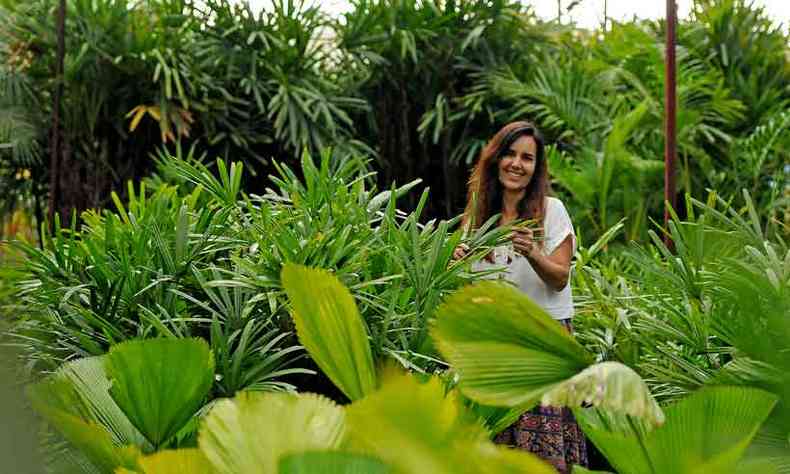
[493,319,588,474]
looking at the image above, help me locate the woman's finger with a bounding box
[513,240,534,256]
[512,237,534,247]
[512,228,534,239]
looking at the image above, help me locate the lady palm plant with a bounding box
[30,265,560,474]
[685,0,790,129]
[9,147,503,398]
[333,0,558,216]
[0,0,192,219]
[150,0,369,172]
[8,157,308,396]
[280,263,778,474]
[572,191,790,471]
[198,149,503,377]
[574,193,765,402]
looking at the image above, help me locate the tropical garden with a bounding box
[0,0,788,472]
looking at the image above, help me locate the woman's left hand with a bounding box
[511,227,540,259]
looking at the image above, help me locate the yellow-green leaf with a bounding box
[281,263,376,401]
[542,361,664,428]
[200,392,346,474]
[432,282,591,407]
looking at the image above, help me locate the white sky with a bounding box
[244,0,790,30]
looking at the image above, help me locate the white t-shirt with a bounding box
[472,197,576,320]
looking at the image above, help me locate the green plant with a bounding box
[576,386,777,474]
[8,159,308,397]
[31,265,561,474]
[29,338,214,473]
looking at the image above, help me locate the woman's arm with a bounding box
[512,228,573,291]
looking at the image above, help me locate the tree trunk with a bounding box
[47,0,66,227]
[399,81,415,209]
[441,125,454,218]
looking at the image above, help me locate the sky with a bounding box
[243,0,790,31]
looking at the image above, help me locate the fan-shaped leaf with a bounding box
[28,357,148,473]
[577,386,777,474]
[345,370,555,474]
[30,408,140,474]
[281,263,376,401]
[432,282,591,406]
[200,392,346,474]
[105,338,214,448]
[542,361,664,428]
[279,451,392,474]
[29,356,148,448]
[117,449,216,474]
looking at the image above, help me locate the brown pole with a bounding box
[48,0,66,227]
[663,0,677,247]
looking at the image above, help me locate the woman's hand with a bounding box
[452,243,496,263]
[452,243,469,261]
[515,232,573,291]
[511,227,541,259]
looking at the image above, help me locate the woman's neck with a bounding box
[501,189,526,224]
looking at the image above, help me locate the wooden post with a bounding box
[664,0,677,247]
[48,0,66,227]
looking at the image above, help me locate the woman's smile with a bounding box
[498,135,537,191]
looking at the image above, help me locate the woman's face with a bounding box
[497,134,537,192]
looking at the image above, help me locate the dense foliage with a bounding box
[0,0,787,238]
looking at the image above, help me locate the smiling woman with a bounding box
[452,121,585,473]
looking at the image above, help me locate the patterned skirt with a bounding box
[493,319,588,474]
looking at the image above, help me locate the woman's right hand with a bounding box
[452,243,470,261]
[453,243,496,263]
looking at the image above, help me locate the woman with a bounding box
[453,121,587,473]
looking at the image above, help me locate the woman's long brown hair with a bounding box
[463,121,550,231]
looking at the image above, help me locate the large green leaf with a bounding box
[199,392,346,474]
[27,406,140,474]
[572,467,614,474]
[344,370,556,474]
[542,362,664,428]
[105,338,214,448]
[28,357,148,473]
[116,449,217,474]
[432,282,592,407]
[279,451,392,474]
[281,263,376,401]
[577,386,778,474]
[29,356,148,448]
[466,402,529,437]
[740,413,790,474]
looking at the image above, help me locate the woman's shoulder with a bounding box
[544,196,573,226]
[545,196,568,213]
